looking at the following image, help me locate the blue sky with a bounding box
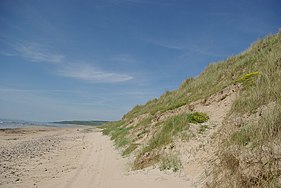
[0,0,280,122]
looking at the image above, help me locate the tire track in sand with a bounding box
[44,129,193,188]
[63,130,105,188]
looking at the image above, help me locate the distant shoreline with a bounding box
[52,120,108,126]
[0,119,107,129]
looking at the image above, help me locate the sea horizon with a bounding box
[0,118,75,129]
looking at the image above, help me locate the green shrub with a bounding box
[235,71,259,83]
[187,112,209,124]
[235,71,260,88]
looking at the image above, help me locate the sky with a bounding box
[0,0,280,122]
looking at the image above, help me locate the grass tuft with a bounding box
[122,143,138,156]
[159,154,182,172]
[101,121,132,148]
[134,112,208,169]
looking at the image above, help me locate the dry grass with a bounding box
[210,31,281,187]
[159,154,182,172]
[102,120,132,148]
[211,102,281,188]
[133,112,208,170]
[101,31,281,187]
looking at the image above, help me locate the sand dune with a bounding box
[0,127,193,188]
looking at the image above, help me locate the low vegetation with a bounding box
[140,113,204,153]
[103,112,208,170]
[159,154,182,172]
[211,102,281,187]
[211,32,281,187]
[101,120,132,148]
[101,31,281,187]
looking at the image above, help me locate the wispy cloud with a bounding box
[0,38,64,63]
[15,41,64,63]
[149,39,185,50]
[0,50,17,57]
[0,88,72,93]
[57,64,133,83]
[110,54,139,64]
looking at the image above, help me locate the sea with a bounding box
[0,119,67,129]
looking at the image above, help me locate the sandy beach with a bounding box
[0,126,193,188]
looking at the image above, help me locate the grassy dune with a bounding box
[101,31,281,187]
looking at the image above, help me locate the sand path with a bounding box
[45,129,193,188]
[0,127,193,188]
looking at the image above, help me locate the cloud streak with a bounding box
[149,39,186,50]
[1,38,134,84]
[16,41,64,63]
[57,64,134,83]
[110,54,139,64]
[0,88,72,93]
[0,38,64,63]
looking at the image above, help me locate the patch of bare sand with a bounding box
[0,126,193,188]
[175,84,240,187]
